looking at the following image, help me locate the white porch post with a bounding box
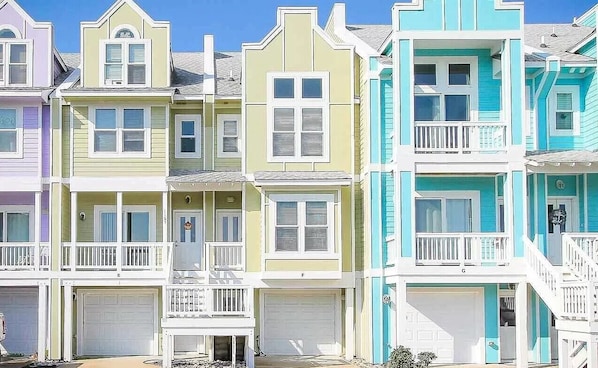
[587,339,598,368]
[515,282,528,368]
[162,192,168,271]
[207,335,214,361]
[34,191,41,270]
[37,282,48,361]
[395,279,407,347]
[231,335,237,368]
[162,332,172,368]
[70,192,77,271]
[246,331,255,368]
[63,283,73,361]
[557,332,567,368]
[116,192,123,272]
[345,288,355,360]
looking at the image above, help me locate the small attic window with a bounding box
[0,29,16,39]
[115,29,135,39]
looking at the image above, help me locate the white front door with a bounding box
[174,211,202,270]
[547,199,574,265]
[216,211,242,242]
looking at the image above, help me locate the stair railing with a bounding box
[562,234,598,281]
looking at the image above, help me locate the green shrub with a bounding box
[386,346,437,368]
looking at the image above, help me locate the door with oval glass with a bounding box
[174,211,203,270]
[547,199,574,265]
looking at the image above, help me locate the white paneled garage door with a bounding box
[79,290,156,356]
[404,288,484,364]
[263,292,339,356]
[0,288,38,355]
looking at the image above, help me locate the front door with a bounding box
[174,211,202,270]
[547,199,574,265]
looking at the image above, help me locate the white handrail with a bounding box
[415,233,509,265]
[165,285,252,318]
[61,242,173,271]
[561,281,598,322]
[524,237,561,313]
[414,121,507,154]
[0,242,49,271]
[562,234,598,280]
[206,242,245,271]
[567,233,598,264]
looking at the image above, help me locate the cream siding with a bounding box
[62,106,71,178]
[169,107,203,171]
[214,106,242,171]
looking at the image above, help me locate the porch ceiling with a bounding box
[526,150,598,169]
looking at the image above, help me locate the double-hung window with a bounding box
[217,114,241,158]
[268,73,329,162]
[269,194,334,254]
[415,192,479,233]
[550,86,580,136]
[0,108,21,157]
[102,26,150,87]
[0,207,32,242]
[413,58,477,123]
[0,26,31,86]
[91,107,149,156]
[175,115,201,158]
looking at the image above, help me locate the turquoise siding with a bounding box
[414,49,501,121]
[581,11,596,27]
[445,0,460,30]
[526,79,535,150]
[536,174,548,254]
[536,70,559,150]
[539,302,551,363]
[512,171,525,257]
[382,283,393,361]
[382,173,395,238]
[528,175,536,236]
[370,79,381,164]
[549,79,585,150]
[415,176,497,232]
[461,0,476,30]
[399,40,412,145]
[476,0,521,30]
[579,39,597,58]
[582,72,598,150]
[381,78,394,164]
[510,39,523,145]
[400,171,413,257]
[546,175,577,197]
[588,174,598,232]
[398,0,443,30]
[579,175,586,232]
[484,285,499,364]
[371,172,383,269]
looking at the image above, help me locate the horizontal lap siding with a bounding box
[214,107,241,172]
[73,106,167,176]
[42,106,50,177]
[0,106,39,177]
[62,106,71,178]
[588,174,598,232]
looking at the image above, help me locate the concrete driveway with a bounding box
[60,356,160,368]
[256,356,354,367]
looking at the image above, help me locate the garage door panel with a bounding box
[81,291,155,356]
[263,293,338,356]
[404,289,483,364]
[0,289,38,355]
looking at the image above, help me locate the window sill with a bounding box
[265,252,340,260]
[100,84,150,88]
[0,151,23,159]
[267,156,330,163]
[175,153,202,159]
[217,153,241,159]
[88,152,151,159]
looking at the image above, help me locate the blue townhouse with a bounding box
[328,1,598,367]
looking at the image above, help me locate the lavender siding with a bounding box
[0,3,53,87]
[0,106,39,177]
[0,191,50,242]
[42,105,50,177]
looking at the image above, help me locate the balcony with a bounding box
[0,243,49,271]
[165,285,253,318]
[414,121,507,154]
[61,242,172,272]
[205,242,245,272]
[415,233,510,266]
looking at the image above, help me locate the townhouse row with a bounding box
[1,0,598,367]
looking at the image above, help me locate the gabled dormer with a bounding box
[0,0,55,88]
[80,0,171,89]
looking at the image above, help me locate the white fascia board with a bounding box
[70,176,168,192]
[0,177,42,191]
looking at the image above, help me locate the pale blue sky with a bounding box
[17,0,598,52]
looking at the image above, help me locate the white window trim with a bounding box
[99,39,152,88]
[88,106,152,158]
[0,106,23,159]
[93,205,156,242]
[268,193,335,256]
[267,72,330,163]
[0,39,33,88]
[110,24,141,39]
[174,114,202,159]
[413,56,479,122]
[216,209,242,242]
[216,114,241,158]
[549,85,581,136]
[0,205,34,242]
[414,190,481,232]
[525,85,534,137]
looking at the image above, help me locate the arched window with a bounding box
[0,29,16,39]
[115,28,135,39]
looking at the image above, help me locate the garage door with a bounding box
[80,290,156,356]
[263,292,339,355]
[404,288,484,364]
[0,288,38,355]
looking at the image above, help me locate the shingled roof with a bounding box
[524,24,596,63]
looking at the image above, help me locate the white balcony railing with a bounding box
[561,281,598,322]
[414,121,507,154]
[205,242,245,271]
[0,243,49,271]
[61,242,172,272]
[415,233,510,266]
[567,233,598,264]
[166,285,253,318]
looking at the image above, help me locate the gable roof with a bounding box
[81,0,168,29]
[346,25,392,52]
[172,52,204,95]
[524,24,596,63]
[215,52,241,96]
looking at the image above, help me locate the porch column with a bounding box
[70,192,77,271]
[345,288,355,360]
[63,282,73,361]
[557,332,567,368]
[395,278,407,347]
[245,330,255,368]
[162,192,168,243]
[116,192,123,272]
[34,191,41,270]
[37,282,48,361]
[231,335,236,368]
[162,332,172,368]
[587,339,598,368]
[207,335,214,361]
[515,282,528,368]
